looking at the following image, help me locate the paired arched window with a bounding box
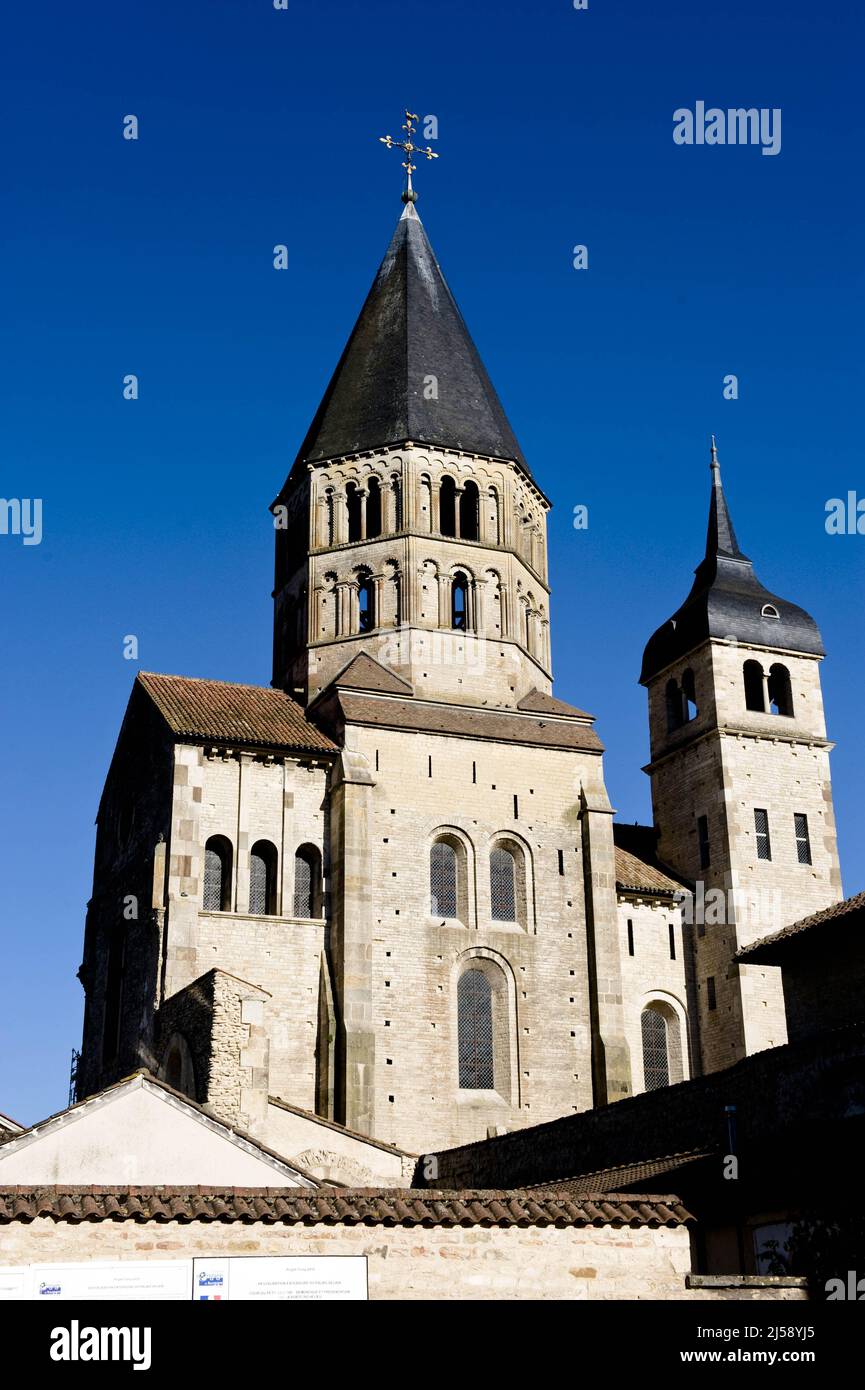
[665,671,697,732]
[293,844,322,918]
[430,839,458,918]
[204,836,233,911]
[743,660,794,716]
[249,840,278,916]
[458,969,494,1089]
[357,571,374,632]
[452,571,468,630]
[490,846,517,922]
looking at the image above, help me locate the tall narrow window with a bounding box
[669,922,676,961]
[366,476,382,538]
[697,815,710,870]
[102,928,126,1065]
[293,844,322,917]
[641,1009,669,1091]
[754,808,772,861]
[490,847,516,922]
[249,840,278,915]
[666,678,683,733]
[204,836,232,911]
[439,476,456,537]
[768,664,794,717]
[430,840,458,918]
[707,976,717,1011]
[627,919,635,957]
[459,481,480,541]
[452,572,468,631]
[744,660,765,712]
[357,572,374,632]
[794,813,812,866]
[458,969,494,1089]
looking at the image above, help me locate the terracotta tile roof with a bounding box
[737,890,865,962]
[0,1187,692,1228]
[516,689,593,720]
[333,693,605,753]
[613,824,687,897]
[137,672,336,754]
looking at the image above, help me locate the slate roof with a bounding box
[527,1149,714,1196]
[328,652,415,696]
[613,824,689,898]
[640,451,824,683]
[737,890,865,963]
[285,202,531,480]
[137,672,336,754]
[0,1187,692,1228]
[516,689,593,720]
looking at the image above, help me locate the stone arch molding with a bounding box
[639,990,690,1085]
[290,1148,378,1187]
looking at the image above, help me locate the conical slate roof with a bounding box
[640,447,824,684]
[290,202,529,474]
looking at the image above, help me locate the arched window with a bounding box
[452,571,468,630]
[458,969,494,1089]
[366,476,382,538]
[460,480,480,541]
[346,482,362,542]
[324,488,335,545]
[681,668,698,721]
[357,571,374,632]
[249,840,278,916]
[293,844,322,918]
[490,847,516,922]
[430,840,458,918]
[744,659,765,712]
[159,1032,196,1099]
[666,678,683,732]
[641,1008,669,1091]
[439,476,457,537]
[768,663,794,717]
[391,476,402,531]
[204,835,232,911]
[761,603,780,619]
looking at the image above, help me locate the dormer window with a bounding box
[761,604,780,619]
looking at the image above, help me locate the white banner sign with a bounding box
[8,1260,192,1301]
[193,1256,368,1301]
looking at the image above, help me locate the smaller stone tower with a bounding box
[640,441,843,1073]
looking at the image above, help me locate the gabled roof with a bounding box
[640,446,824,683]
[0,1073,318,1189]
[137,672,336,754]
[737,890,865,963]
[327,651,414,697]
[0,1110,23,1139]
[285,202,530,479]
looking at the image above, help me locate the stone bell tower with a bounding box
[271,199,553,708]
[640,441,843,1073]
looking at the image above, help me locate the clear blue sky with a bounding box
[1,0,862,1124]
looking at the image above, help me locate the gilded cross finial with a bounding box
[378,109,439,204]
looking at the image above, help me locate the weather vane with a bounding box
[378,110,439,204]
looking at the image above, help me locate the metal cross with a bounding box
[378,110,439,204]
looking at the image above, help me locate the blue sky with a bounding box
[1,0,862,1124]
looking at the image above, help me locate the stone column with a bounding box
[454,486,463,539]
[359,489,368,541]
[328,749,376,1136]
[580,782,632,1105]
[431,478,441,534]
[438,573,452,628]
[333,491,347,545]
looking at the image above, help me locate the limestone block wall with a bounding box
[262,1100,415,1186]
[338,721,618,1153]
[161,746,332,1111]
[618,899,696,1094]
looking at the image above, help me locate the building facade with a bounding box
[75,196,843,1158]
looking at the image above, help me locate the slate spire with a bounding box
[705,435,747,562]
[290,202,530,476]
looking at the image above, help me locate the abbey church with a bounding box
[74,189,844,1164]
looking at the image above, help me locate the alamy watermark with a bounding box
[1,497,42,546]
[673,103,781,157]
